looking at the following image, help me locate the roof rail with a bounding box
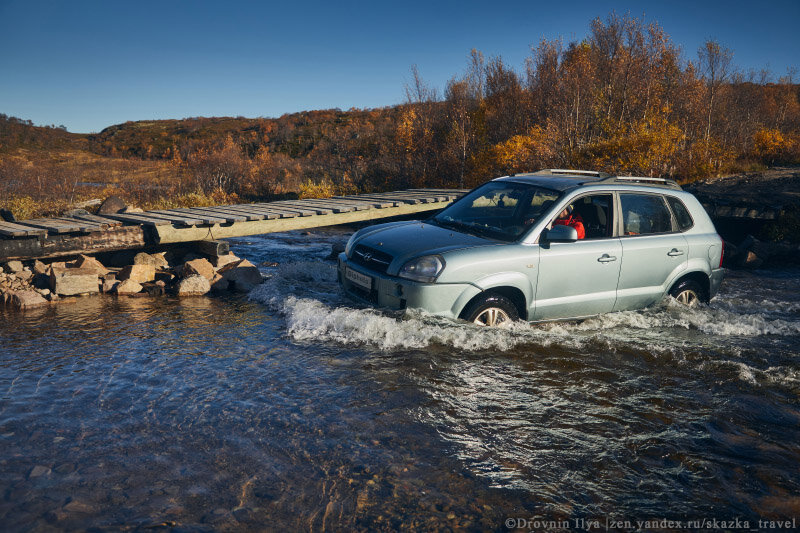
[532,169,611,178]
[598,175,682,190]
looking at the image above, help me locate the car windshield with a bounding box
[431,181,561,242]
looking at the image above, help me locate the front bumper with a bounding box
[337,253,475,319]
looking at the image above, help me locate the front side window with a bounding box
[432,181,560,241]
[620,193,673,236]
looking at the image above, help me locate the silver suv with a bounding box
[338,170,725,325]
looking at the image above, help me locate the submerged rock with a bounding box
[219,259,263,292]
[115,279,143,295]
[177,275,211,296]
[12,290,49,309]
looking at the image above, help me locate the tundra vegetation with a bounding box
[1,13,798,220]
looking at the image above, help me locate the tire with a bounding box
[462,293,520,326]
[669,278,707,307]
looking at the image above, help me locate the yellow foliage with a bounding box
[299,178,336,199]
[753,128,797,164]
[491,126,555,174]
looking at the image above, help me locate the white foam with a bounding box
[249,261,800,352]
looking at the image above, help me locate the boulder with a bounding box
[102,279,120,293]
[17,270,33,282]
[12,290,49,309]
[50,267,100,296]
[219,259,263,292]
[63,208,90,217]
[122,206,143,213]
[183,258,215,280]
[212,253,241,269]
[5,260,23,274]
[33,260,49,276]
[97,195,127,215]
[115,279,143,295]
[0,208,16,222]
[133,252,169,269]
[209,273,229,292]
[118,264,155,283]
[176,275,210,296]
[71,254,110,275]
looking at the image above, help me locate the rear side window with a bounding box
[666,196,694,231]
[620,194,673,235]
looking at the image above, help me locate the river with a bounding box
[1,228,799,531]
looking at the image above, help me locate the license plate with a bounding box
[345,267,372,290]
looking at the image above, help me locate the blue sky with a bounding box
[1,0,798,133]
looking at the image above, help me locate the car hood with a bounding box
[352,220,498,270]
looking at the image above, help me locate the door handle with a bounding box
[667,248,685,257]
[597,254,617,263]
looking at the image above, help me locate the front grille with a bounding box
[350,245,393,274]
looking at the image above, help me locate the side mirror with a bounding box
[542,224,578,243]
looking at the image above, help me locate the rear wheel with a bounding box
[462,293,519,326]
[669,279,707,307]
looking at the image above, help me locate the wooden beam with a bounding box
[0,222,48,238]
[0,226,149,261]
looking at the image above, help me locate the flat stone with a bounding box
[219,259,263,292]
[134,252,169,269]
[49,267,100,296]
[13,290,49,309]
[5,260,23,274]
[176,275,210,296]
[118,264,155,283]
[115,279,143,295]
[71,255,110,275]
[97,195,127,215]
[212,253,241,269]
[17,270,33,282]
[62,499,97,514]
[183,258,215,280]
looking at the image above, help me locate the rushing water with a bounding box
[1,228,799,531]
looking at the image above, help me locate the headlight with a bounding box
[398,255,445,283]
[344,232,359,257]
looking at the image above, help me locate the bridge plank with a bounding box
[226,205,297,219]
[209,205,280,220]
[179,207,250,223]
[69,213,123,227]
[19,219,84,234]
[0,221,49,238]
[334,196,399,208]
[350,194,423,204]
[251,203,320,216]
[274,200,350,213]
[156,208,230,225]
[54,218,108,232]
[105,213,172,226]
[146,210,213,225]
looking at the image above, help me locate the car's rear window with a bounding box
[620,193,674,235]
[666,196,694,231]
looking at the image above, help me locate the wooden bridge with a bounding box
[0,189,468,261]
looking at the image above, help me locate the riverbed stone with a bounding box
[13,290,49,309]
[134,252,169,269]
[71,254,110,275]
[209,273,229,292]
[115,279,143,295]
[219,259,263,292]
[5,260,23,274]
[118,264,155,283]
[17,270,33,282]
[176,275,210,296]
[183,258,215,280]
[28,465,51,479]
[102,279,119,293]
[97,195,127,215]
[49,267,100,296]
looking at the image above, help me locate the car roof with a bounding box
[495,169,682,192]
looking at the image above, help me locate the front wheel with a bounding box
[462,293,519,326]
[669,279,707,307]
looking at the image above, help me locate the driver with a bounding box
[552,205,585,239]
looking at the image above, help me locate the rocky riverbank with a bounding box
[0,246,264,310]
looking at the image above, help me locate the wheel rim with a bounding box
[473,307,511,326]
[675,289,699,307]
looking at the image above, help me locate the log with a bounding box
[192,240,230,257]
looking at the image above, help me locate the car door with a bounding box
[532,193,622,320]
[614,192,688,311]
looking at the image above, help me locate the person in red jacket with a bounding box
[552,205,585,239]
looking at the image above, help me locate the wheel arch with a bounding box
[457,286,528,321]
[668,270,711,302]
